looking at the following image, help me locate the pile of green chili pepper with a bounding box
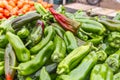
[0,4,120,80]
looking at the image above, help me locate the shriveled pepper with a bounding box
[107,31,120,49]
[13,41,54,76]
[51,35,66,63]
[6,32,30,62]
[30,26,55,54]
[105,50,120,73]
[69,51,98,80]
[64,31,78,53]
[0,61,4,76]
[40,67,51,80]
[90,63,113,80]
[99,19,120,31]
[57,42,92,74]
[5,44,17,80]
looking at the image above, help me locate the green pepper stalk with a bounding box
[0,61,4,76]
[12,41,54,76]
[57,42,92,74]
[5,44,17,80]
[40,67,51,80]
[69,51,98,80]
[30,26,55,54]
[105,50,120,73]
[96,50,107,62]
[108,31,120,49]
[64,31,78,53]
[90,63,113,80]
[113,72,120,80]
[6,32,30,62]
[51,35,66,63]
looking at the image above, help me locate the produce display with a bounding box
[0,2,120,80]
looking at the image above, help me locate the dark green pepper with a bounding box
[51,35,66,63]
[13,41,54,76]
[0,35,8,48]
[0,61,4,76]
[105,50,120,73]
[90,63,113,80]
[99,19,120,31]
[0,48,4,61]
[30,26,55,54]
[17,27,30,39]
[113,72,120,80]
[64,31,78,53]
[40,67,51,80]
[5,44,17,80]
[6,32,30,62]
[57,42,92,74]
[69,51,98,80]
[107,31,120,49]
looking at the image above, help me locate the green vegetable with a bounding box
[11,12,41,29]
[6,32,30,62]
[108,31,120,49]
[0,61,4,75]
[57,42,92,74]
[90,63,113,80]
[113,72,120,80]
[51,35,66,63]
[13,41,54,76]
[5,44,17,80]
[0,35,8,48]
[0,48,4,61]
[96,50,107,62]
[69,51,98,80]
[99,19,120,31]
[105,50,120,73]
[64,31,78,53]
[17,27,30,39]
[113,12,120,20]
[30,26,55,54]
[40,67,51,80]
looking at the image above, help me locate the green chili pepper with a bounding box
[6,32,30,62]
[90,63,113,80]
[0,35,8,48]
[51,35,66,63]
[30,26,55,54]
[64,31,78,53]
[17,27,30,39]
[57,42,92,74]
[113,72,120,80]
[99,19,120,31]
[5,44,17,80]
[0,48,4,61]
[13,41,54,76]
[105,50,120,73]
[0,61,4,76]
[69,51,98,80]
[40,67,51,80]
[108,31,120,49]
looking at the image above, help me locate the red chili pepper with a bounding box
[49,8,80,33]
[6,74,12,80]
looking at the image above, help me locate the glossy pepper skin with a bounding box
[113,72,120,80]
[57,42,92,74]
[6,32,30,62]
[64,31,78,53]
[76,19,106,35]
[5,44,17,80]
[90,63,113,80]
[69,51,98,80]
[14,41,54,76]
[0,35,8,48]
[107,31,120,49]
[30,26,55,54]
[105,50,120,73]
[51,35,66,63]
[40,67,51,80]
[0,61,4,76]
[99,19,120,32]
